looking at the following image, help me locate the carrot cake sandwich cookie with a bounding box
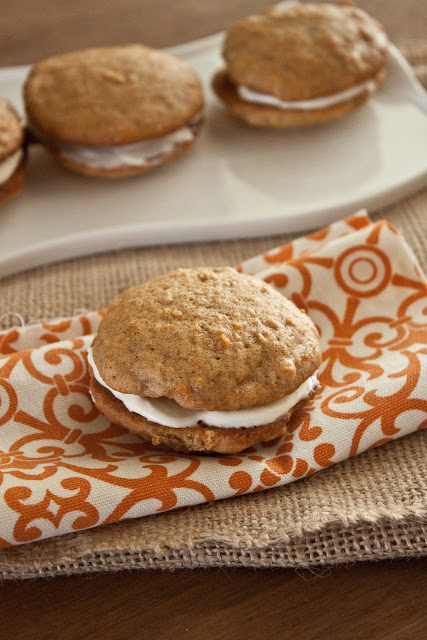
[212,2,388,128]
[88,267,322,454]
[0,97,26,206]
[24,45,205,177]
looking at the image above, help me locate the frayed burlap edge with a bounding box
[1,516,425,580]
[0,42,426,578]
[1,428,426,579]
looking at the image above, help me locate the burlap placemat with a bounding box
[0,42,426,578]
[0,429,425,578]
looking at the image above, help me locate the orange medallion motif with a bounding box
[1,217,427,547]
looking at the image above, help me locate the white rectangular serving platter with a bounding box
[0,33,426,278]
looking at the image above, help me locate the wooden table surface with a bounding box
[1,2,426,639]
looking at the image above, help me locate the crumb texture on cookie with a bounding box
[92,267,321,411]
[224,3,388,100]
[24,45,204,145]
[0,98,24,161]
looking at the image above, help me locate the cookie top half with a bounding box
[92,267,321,411]
[0,98,24,162]
[223,3,388,101]
[24,45,204,146]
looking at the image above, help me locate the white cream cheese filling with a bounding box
[52,114,202,169]
[237,80,376,111]
[87,348,319,429]
[0,149,23,185]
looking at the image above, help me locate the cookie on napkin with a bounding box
[24,45,204,177]
[0,97,26,206]
[212,2,388,127]
[88,267,322,453]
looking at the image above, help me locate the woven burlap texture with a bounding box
[0,430,426,578]
[0,42,426,578]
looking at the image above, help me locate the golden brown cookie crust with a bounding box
[223,3,388,101]
[0,155,26,207]
[24,45,204,146]
[92,267,321,411]
[212,68,382,128]
[89,375,312,454]
[0,98,24,161]
[49,117,203,178]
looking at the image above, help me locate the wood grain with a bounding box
[1,559,426,640]
[1,2,426,639]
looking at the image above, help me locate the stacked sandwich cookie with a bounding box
[88,267,322,454]
[212,2,388,128]
[24,45,204,177]
[0,98,26,206]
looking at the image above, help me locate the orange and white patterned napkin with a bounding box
[1,213,426,547]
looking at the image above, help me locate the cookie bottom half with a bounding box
[212,70,384,128]
[39,117,204,178]
[90,376,315,454]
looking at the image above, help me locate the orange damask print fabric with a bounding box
[1,213,426,547]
